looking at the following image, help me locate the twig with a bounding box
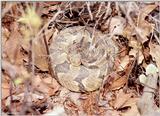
[78,5,85,16]
[86,2,93,21]
[159,2,160,107]
[9,81,13,114]
[42,30,56,80]
[158,73,160,107]
[123,57,137,93]
[56,20,79,24]
[115,2,121,16]
[95,2,103,18]
[126,2,148,43]
[149,15,160,24]
[34,9,64,42]
[69,2,73,17]
[103,2,111,19]
[2,2,16,18]
[91,12,104,47]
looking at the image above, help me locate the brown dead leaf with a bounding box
[2,74,20,100]
[64,98,79,115]
[5,97,22,113]
[120,96,140,116]
[136,5,157,43]
[123,25,134,39]
[32,75,60,96]
[2,60,19,79]
[117,56,130,71]
[123,97,139,108]
[41,74,60,91]
[110,75,127,91]
[99,72,117,99]
[2,27,10,48]
[113,90,133,109]
[44,28,55,44]
[129,49,144,64]
[149,43,160,71]
[129,36,141,49]
[99,72,126,100]
[82,92,105,115]
[32,39,49,71]
[121,104,140,116]
[20,27,55,71]
[138,5,157,25]
[119,46,128,58]
[2,82,10,99]
[2,74,11,99]
[124,5,157,44]
[104,110,120,116]
[3,23,24,64]
[32,29,55,71]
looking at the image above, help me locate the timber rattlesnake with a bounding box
[50,26,118,92]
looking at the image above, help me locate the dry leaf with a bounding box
[42,74,60,91]
[117,56,130,71]
[32,28,56,71]
[2,27,10,48]
[129,37,142,50]
[121,104,140,116]
[2,82,10,99]
[138,5,157,25]
[149,43,160,71]
[114,90,132,109]
[64,98,79,115]
[136,4,157,43]
[32,75,60,96]
[33,39,49,71]
[118,95,140,116]
[2,74,16,99]
[2,60,18,78]
[110,75,127,90]
[8,93,44,103]
[3,23,24,64]
[122,97,139,108]
[123,24,134,39]
[129,49,144,64]
[82,92,104,115]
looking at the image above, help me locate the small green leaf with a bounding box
[139,74,147,84]
[146,64,158,75]
[14,78,23,85]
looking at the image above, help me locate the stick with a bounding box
[86,2,93,21]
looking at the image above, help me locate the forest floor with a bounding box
[1,1,160,116]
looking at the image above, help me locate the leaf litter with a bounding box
[1,1,160,115]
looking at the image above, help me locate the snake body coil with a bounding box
[50,26,118,92]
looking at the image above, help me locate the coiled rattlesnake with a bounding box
[50,26,118,92]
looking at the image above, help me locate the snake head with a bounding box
[68,42,82,67]
[68,53,81,67]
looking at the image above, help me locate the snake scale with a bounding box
[50,26,118,92]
